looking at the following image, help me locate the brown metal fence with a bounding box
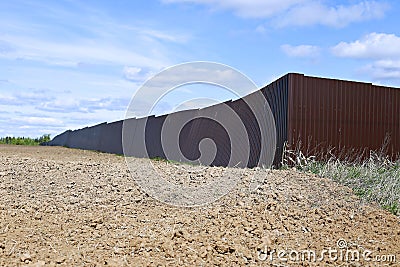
[287,73,400,161]
[46,73,400,167]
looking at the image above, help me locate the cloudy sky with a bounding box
[1,0,399,137]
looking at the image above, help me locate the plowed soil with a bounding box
[0,145,399,266]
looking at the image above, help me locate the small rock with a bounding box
[20,253,32,262]
[55,256,65,264]
[291,196,298,202]
[214,242,234,254]
[93,217,103,224]
[172,229,187,239]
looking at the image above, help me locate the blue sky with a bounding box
[1,0,399,137]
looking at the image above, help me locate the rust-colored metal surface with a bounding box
[287,73,400,160]
[47,73,400,167]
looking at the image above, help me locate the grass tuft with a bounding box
[282,146,400,216]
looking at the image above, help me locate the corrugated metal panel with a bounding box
[287,73,400,160]
[123,117,148,158]
[162,93,274,168]
[227,96,262,168]
[179,109,232,167]
[100,120,123,154]
[65,123,106,150]
[145,115,167,159]
[260,75,289,166]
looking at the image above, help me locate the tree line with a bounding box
[0,134,51,145]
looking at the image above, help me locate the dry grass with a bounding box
[282,145,400,216]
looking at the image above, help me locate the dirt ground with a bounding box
[0,145,399,266]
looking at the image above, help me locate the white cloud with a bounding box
[123,66,155,81]
[0,35,168,69]
[373,60,400,69]
[0,91,55,106]
[134,28,189,43]
[37,97,130,113]
[361,60,400,80]
[123,66,142,79]
[281,44,320,58]
[277,1,388,28]
[12,116,63,127]
[162,0,307,18]
[0,113,68,138]
[164,0,389,28]
[332,33,400,80]
[0,1,189,69]
[332,32,400,59]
